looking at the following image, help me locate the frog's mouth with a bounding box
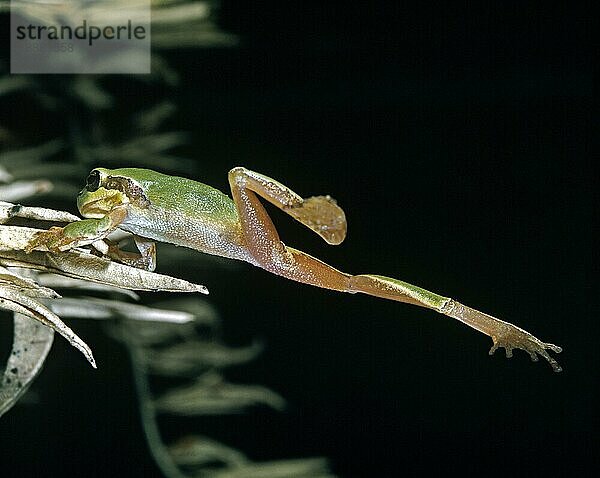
[77,188,128,218]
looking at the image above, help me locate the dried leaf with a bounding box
[145,340,263,376]
[0,225,208,294]
[0,266,61,299]
[0,180,53,202]
[116,317,199,347]
[152,2,211,24]
[0,313,54,418]
[150,297,219,326]
[36,273,140,300]
[47,297,195,324]
[0,202,80,224]
[0,286,96,368]
[154,373,286,415]
[168,435,248,468]
[4,249,209,294]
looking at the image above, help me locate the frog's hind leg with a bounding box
[106,235,157,271]
[228,167,346,287]
[227,167,451,304]
[227,166,562,371]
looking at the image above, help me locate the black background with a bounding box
[0,2,595,477]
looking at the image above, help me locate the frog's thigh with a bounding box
[227,168,351,291]
[228,166,346,245]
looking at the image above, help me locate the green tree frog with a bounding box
[25,167,562,371]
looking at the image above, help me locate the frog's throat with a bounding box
[79,189,129,218]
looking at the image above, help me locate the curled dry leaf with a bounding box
[0,313,54,418]
[0,285,96,368]
[0,265,61,299]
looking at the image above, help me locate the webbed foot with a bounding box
[442,300,562,372]
[24,226,80,253]
[488,324,562,372]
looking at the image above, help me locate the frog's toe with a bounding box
[25,227,70,253]
[489,329,562,372]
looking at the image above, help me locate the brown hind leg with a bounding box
[227,167,562,371]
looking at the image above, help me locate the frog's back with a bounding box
[110,168,239,224]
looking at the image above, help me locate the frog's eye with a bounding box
[85,170,101,192]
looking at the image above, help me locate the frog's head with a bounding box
[77,168,149,218]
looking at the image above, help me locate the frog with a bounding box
[25,166,563,371]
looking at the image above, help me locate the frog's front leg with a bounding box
[228,166,562,371]
[25,207,127,253]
